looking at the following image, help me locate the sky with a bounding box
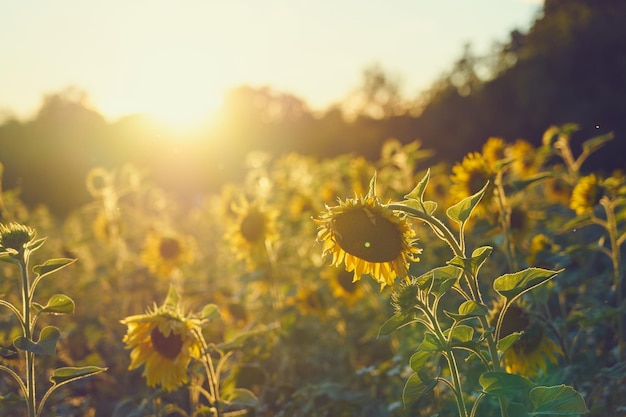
[0,0,543,126]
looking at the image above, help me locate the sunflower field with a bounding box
[0,123,624,417]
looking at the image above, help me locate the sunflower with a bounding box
[505,139,538,178]
[569,174,602,215]
[121,303,203,392]
[226,199,278,269]
[481,137,507,167]
[490,302,562,377]
[449,152,495,214]
[315,196,421,289]
[324,266,366,306]
[140,231,195,277]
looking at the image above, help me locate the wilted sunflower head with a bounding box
[449,152,495,214]
[490,302,562,377]
[569,174,602,215]
[140,231,195,277]
[121,303,203,392]
[315,196,421,289]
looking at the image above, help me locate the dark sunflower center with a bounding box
[517,322,544,353]
[332,207,404,262]
[337,269,357,293]
[150,327,183,359]
[498,305,530,337]
[159,238,182,259]
[240,210,266,242]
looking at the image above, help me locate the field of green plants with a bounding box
[0,124,624,417]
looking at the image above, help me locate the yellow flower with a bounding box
[226,199,278,269]
[288,286,326,318]
[121,304,203,392]
[491,302,562,377]
[505,139,538,178]
[141,231,195,277]
[482,137,507,167]
[324,266,366,306]
[315,196,421,289]
[569,174,602,215]
[449,152,495,214]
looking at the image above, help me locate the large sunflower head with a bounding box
[449,152,495,214]
[121,298,203,392]
[140,231,195,277]
[226,199,278,269]
[569,174,602,215]
[315,196,421,289]
[490,302,562,377]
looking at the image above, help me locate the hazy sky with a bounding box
[1,0,542,125]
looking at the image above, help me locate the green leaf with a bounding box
[366,172,377,199]
[419,332,444,352]
[448,246,493,277]
[50,366,108,385]
[493,267,562,301]
[409,351,432,373]
[529,385,589,415]
[416,265,460,298]
[200,304,220,321]
[445,325,474,343]
[582,132,614,154]
[480,371,534,398]
[446,181,489,224]
[0,392,25,404]
[222,388,258,407]
[397,199,438,215]
[378,312,413,336]
[32,258,76,278]
[33,294,75,315]
[446,300,489,321]
[402,373,437,407]
[26,237,47,252]
[405,169,431,202]
[13,326,61,355]
[497,332,523,355]
[507,402,531,417]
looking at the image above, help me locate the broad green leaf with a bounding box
[497,332,522,355]
[445,325,474,343]
[448,246,493,277]
[405,169,431,202]
[446,181,489,224]
[397,199,438,215]
[493,268,562,301]
[378,312,413,336]
[409,351,432,372]
[14,326,61,355]
[416,265,460,297]
[582,132,614,154]
[32,258,76,278]
[480,371,534,398]
[529,385,588,415]
[419,332,444,352]
[200,303,220,321]
[222,388,258,407]
[50,366,108,385]
[33,294,75,315]
[507,402,531,417]
[402,373,437,407]
[446,300,489,321]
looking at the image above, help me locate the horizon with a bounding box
[1,0,543,127]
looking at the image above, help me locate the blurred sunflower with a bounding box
[505,139,538,178]
[226,199,278,269]
[141,231,195,277]
[288,286,326,318]
[315,196,421,289]
[121,300,203,392]
[481,137,507,167]
[490,302,562,377]
[324,267,366,306]
[449,152,495,214]
[569,174,602,215]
